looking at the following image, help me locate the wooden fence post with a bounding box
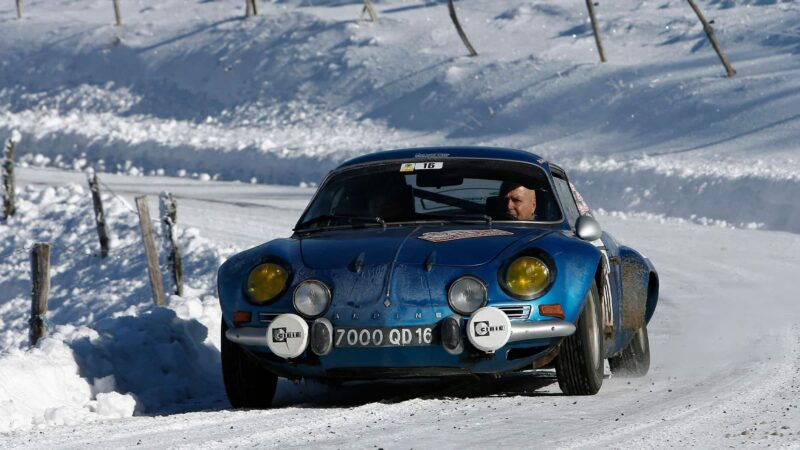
[585,0,607,63]
[16,0,22,19]
[686,0,736,77]
[113,0,122,26]
[360,0,379,22]
[3,133,18,220]
[88,173,110,258]
[136,196,165,306]
[245,0,258,17]
[447,0,477,57]
[159,192,183,297]
[30,243,51,347]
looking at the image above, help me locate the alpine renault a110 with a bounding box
[217,147,659,407]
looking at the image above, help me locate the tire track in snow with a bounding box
[557,327,800,449]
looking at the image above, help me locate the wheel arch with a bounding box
[618,246,653,331]
[594,255,614,338]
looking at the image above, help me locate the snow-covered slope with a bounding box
[1,0,799,229]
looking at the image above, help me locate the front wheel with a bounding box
[555,281,604,395]
[221,319,277,408]
[609,324,650,377]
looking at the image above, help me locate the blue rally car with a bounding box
[217,147,659,406]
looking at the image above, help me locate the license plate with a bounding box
[334,326,434,348]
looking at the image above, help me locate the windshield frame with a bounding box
[293,157,567,233]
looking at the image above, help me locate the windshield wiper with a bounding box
[424,213,493,227]
[296,214,386,231]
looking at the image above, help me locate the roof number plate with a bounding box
[400,162,443,172]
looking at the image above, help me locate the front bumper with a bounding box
[225,307,575,378]
[226,319,575,347]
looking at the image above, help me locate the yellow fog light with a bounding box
[246,263,288,303]
[506,257,550,298]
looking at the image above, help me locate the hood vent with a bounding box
[351,252,366,273]
[424,251,437,272]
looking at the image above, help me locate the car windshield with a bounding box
[295,158,563,231]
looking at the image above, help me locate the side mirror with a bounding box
[575,215,602,241]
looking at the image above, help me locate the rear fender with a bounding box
[645,271,659,324]
[619,246,657,331]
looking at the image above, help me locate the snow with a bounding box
[95,392,137,419]
[0,0,799,227]
[0,183,228,431]
[6,129,20,145]
[0,0,799,447]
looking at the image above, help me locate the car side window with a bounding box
[552,174,581,226]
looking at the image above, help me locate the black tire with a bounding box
[609,324,650,377]
[221,319,277,408]
[555,281,604,395]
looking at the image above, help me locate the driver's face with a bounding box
[502,186,536,220]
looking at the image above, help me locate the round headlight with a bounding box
[505,256,550,298]
[448,276,487,316]
[246,263,289,303]
[293,280,331,318]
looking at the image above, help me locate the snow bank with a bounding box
[0,183,227,431]
[0,332,94,432]
[571,163,800,233]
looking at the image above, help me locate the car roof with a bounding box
[336,146,552,171]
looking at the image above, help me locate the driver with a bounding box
[499,181,536,220]
[368,183,411,220]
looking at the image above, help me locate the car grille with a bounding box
[258,312,281,324]
[497,305,531,321]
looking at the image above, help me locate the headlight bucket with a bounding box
[245,263,289,304]
[448,276,487,316]
[293,280,332,318]
[500,252,556,300]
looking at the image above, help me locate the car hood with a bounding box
[299,224,550,269]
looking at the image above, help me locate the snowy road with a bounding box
[16,167,315,248]
[4,168,799,448]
